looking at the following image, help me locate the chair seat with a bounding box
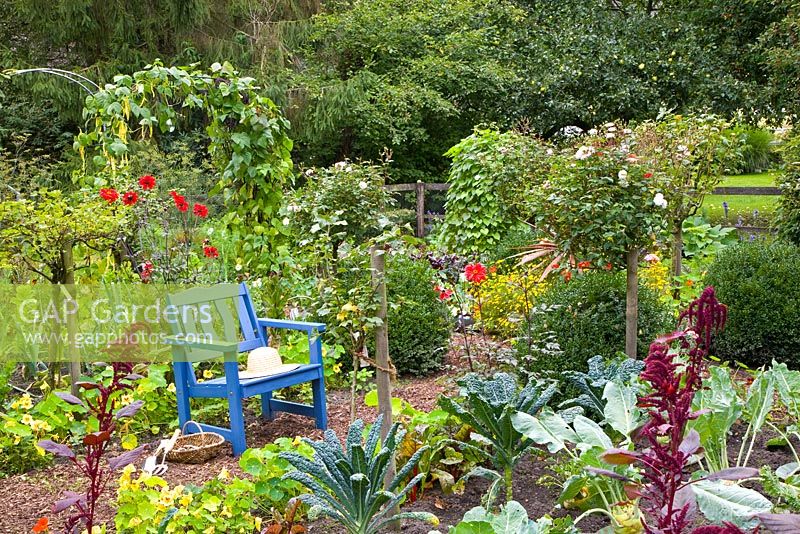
[199,363,322,387]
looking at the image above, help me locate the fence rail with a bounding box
[385,181,780,237]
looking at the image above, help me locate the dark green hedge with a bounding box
[704,241,800,368]
[382,255,451,376]
[519,270,672,378]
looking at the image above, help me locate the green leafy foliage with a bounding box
[519,271,671,376]
[239,437,314,515]
[0,392,87,477]
[0,189,125,283]
[115,466,262,533]
[373,254,450,376]
[439,373,556,504]
[760,465,800,512]
[450,501,578,534]
[76,61,294,273]
[439,130,544,254]
[681,216,738,260]
[288,161,397,250]
[279,416,439,534]
[704,241,800,367]
[560,354,644,418]
[635,113,734,230]
[509,124,668,268]
[777,132,800,246]
[687,366,742,472]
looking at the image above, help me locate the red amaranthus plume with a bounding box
[602,287,729,534]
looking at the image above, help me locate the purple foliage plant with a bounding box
[38,333,146,533]
[601,287,756,534]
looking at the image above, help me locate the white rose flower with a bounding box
[653,192,668,209]
[546,148,554,156]
[282,217,290,226]
[574,146,595,160]
[588,128,598,135]
[305,168,315,176]
[358,181,368,190]
[618,169,628,180]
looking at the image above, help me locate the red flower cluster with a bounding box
[464,263,487,284]
[203,246,219,259]
[139,261,154,282]
[577,260,591,269]
[644,172,653,178]
[122,191,138,206]
[434,285,453,301]
[99,188,119,204]
[98,175,158,206]
[170,191,189,212]
[193,203,208,218]
[138,175,156,190]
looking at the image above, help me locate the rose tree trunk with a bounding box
[625,248,639,359]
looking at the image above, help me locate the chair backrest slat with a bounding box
[167,283,265,362]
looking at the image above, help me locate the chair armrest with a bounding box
[257,318,326,334]
[164,336,240,353]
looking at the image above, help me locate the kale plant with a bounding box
[560,354,644,418]
[279,415,438,534]
[439,372,557,505]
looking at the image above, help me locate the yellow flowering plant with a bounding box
[0,392,86,476]
[473,263,547,340]
[115,466,262,533]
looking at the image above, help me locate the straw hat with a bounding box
[238,347,300,379]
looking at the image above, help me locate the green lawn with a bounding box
[702,194,778,226]
[719,172,778,188]
[700,172,779,226]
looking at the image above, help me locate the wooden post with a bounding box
[370,245,399,527]
[62,241,81,396]
[415,181,425,238]
[625,248,639,359]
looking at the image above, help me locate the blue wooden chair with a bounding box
[165,282,327,456]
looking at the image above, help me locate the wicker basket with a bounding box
[166,421,225,464]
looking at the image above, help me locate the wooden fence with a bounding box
[386,182,781,237]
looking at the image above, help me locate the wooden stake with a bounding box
[415,181,425,238]
[370,245,399,528]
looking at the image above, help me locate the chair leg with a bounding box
[312,375,328,430]
[173,365,191,429]
[261,391,274,421]
[228,391,247,456]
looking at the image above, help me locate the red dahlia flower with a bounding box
[99,188,119,204]
[193,203,208,218]
[171,191,189,212]
[435,286,454,301]
[203,246,219,259]
[121,191,139,206]
[464,263,487,284]
[138,175,156,190]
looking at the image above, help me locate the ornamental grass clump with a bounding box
[279,415,438,534]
